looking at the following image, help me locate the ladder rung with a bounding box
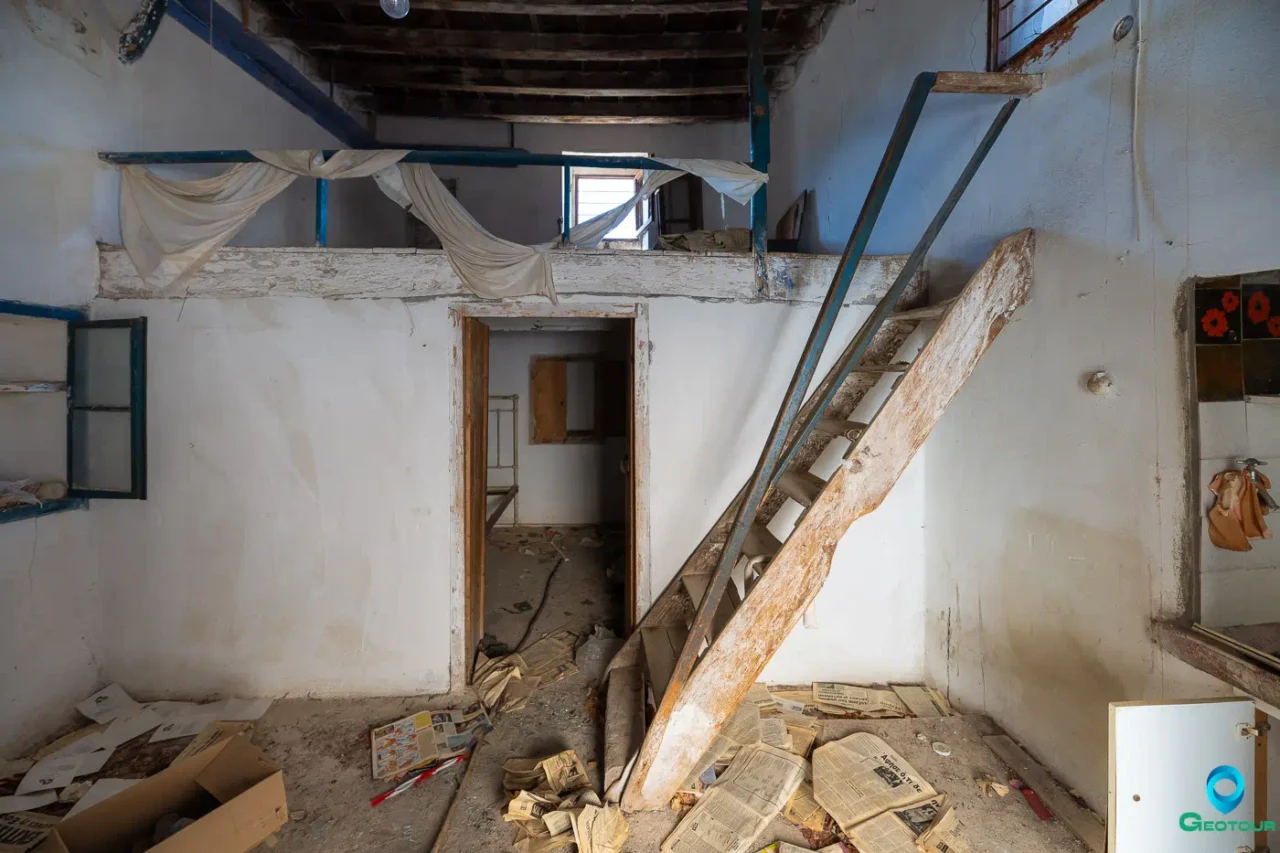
[742,522,782,559]
[641,622,689,703]
[932,71,1043,96]
[682,572,741,638]
[776,469,826,507]
[813,417,868,441]
[888,298,956,322]
[852,361,912,374]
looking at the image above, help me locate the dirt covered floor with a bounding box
[3,527,1090,853]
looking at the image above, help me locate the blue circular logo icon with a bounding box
[1206,765,1245,815]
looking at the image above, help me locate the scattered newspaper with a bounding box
[503,750,622,853]
[916,801,969,853]
[811,732,936,831]
[503,750,591,797]
[571,804,629,853]
[661,743,806,853]
[0,811,59,853]
[475,630,579,714]
[371,703,491,780]
[848,796,968,853]
[889,685,954,718]
[782,781,831,832]
[812,684,909,717]
[683,701,764,790]
[784,725,817,759]
[519,629,580,684]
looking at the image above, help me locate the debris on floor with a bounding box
[974,774,1010,798]
[501,750,627,853]
[370,703,491,781]
[847,795,969,853]
[659,684,983,853]
[0,684,281,853]
[475,629,580,714]
[370,755,468,808]
[662,743,805,853]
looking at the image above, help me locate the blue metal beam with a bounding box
[561,167,572,244]
[315,179,329,247]
[0,300,87,322]
[99,149,693,171]
[747,0,769,293]
[165,0,374,147]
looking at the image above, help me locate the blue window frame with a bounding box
[0,303,147,523]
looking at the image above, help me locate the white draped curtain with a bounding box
[117,150,768,300]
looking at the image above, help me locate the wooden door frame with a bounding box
[449,302,651,690]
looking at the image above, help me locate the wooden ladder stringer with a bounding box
[622,229,1035,811]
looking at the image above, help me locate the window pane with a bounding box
[70,410,133,492]
[998,0,1081,65]
[576,176,639,239]
[565,360,596,432]
[71,326,131,407]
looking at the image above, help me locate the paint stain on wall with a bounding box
[962,509,1155,809]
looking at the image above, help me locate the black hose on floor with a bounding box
[514,557,565,653]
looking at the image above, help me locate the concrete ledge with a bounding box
[1156,621,1280,709]
[97,246,920,304]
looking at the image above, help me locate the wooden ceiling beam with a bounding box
[266,22,812,59]
[331,65,748,97]
[371,92,748,122]
[293,0,833,13]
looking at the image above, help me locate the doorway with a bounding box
[452,305,648,688]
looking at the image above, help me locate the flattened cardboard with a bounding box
[35,735,286,853]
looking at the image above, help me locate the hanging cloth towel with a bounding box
[1208,468,1272,551]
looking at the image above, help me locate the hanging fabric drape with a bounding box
[120,150,411,291]
[117,150,767,298]
[120,163,298,292]
[654,159,767,206]
[251,149,409,179]
[393,163,556,302]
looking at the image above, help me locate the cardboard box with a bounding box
[35,736,286,853]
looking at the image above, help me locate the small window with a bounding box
[530,356,627,444]
[67,318,147,499]
[562,151,653,248]
[576,175,642,240]
[990,0,1097,70]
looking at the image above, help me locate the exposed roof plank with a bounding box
[371,92,748,122]
[331,65,748,97]
[299,0,834,13]
[266,23,813,59]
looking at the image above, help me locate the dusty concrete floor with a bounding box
[252,705,1088,853]
[4,528,1090,853]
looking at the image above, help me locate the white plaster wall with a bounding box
[377,118,752,245]
[91,298,455,698]
[85,292,926,699]
[0,0,389,753]
[768,0,1280,810]
[487,329,628,526]
[644,299,927,685]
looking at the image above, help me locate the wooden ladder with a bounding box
[603,71,1042,812]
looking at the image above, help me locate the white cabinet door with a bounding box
[1110,698,1261,852]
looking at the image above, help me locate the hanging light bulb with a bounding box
[380,0,409,19]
